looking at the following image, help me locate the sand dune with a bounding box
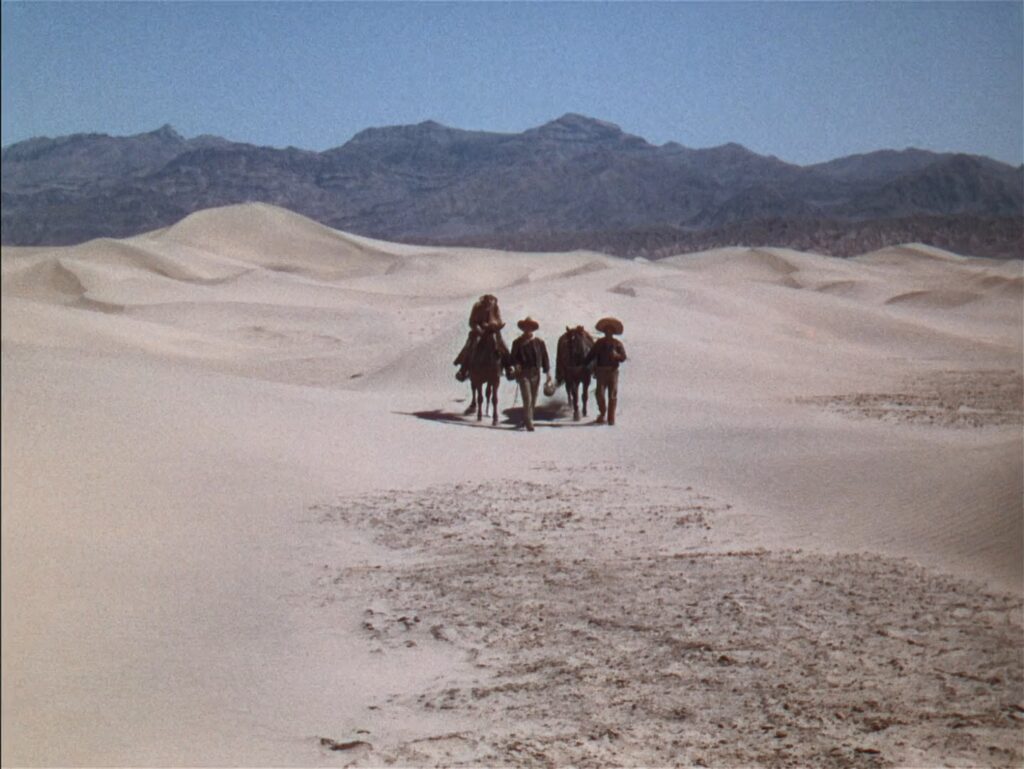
[2,204,1021,767]
[884,288,983,308]
[147,202,399,277]
[855,242,972,265]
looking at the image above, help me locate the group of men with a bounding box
[453,294,628,430]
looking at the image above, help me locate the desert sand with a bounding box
[2,203,1021,767]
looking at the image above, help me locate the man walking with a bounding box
[509,316,551,432]
[584,317,627,425]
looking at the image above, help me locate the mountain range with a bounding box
[2,114,1021,257]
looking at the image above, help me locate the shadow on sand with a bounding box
[399,400,596,430]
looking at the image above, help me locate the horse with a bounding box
[555,325,595,421]
[466,329,504,425]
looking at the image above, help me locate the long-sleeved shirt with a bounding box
[584,337,627,369]
[510,335,550,374]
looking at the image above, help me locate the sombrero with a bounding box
[517,316,540,332]
[595,317,624,335]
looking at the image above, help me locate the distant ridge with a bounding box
[2,115,1021,257]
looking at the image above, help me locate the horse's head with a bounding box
[563,324,593,360]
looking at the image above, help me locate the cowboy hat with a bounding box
[595,317,624,335]
[517,316,540,332]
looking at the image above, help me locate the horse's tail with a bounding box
[556,333,570,384]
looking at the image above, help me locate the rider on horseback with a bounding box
[454,294,510,381]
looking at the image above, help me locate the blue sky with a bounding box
[2,2,1022,165]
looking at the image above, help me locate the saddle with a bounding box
[472,321,505,337]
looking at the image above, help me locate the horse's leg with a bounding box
[474,382,484,421]
[582,375,590,417]
[569,379,579,421]
[490,375,499,426]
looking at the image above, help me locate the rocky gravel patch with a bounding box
[800,369,1023,428]
[313,468,1022,767]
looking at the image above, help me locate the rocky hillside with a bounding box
[2,115,1021,256]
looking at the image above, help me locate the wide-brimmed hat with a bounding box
[596,317,624,335]
[517,316,540,332]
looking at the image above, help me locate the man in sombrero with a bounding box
[508,316,551,432]
[584,317,627,425]
[453,294,510,382]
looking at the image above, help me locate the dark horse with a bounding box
[556,326,595,421]
[466,329,504,425]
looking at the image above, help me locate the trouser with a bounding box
[595,366,619,424]
[517,369,541,430]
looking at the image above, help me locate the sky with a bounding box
[2,2,1022,166]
